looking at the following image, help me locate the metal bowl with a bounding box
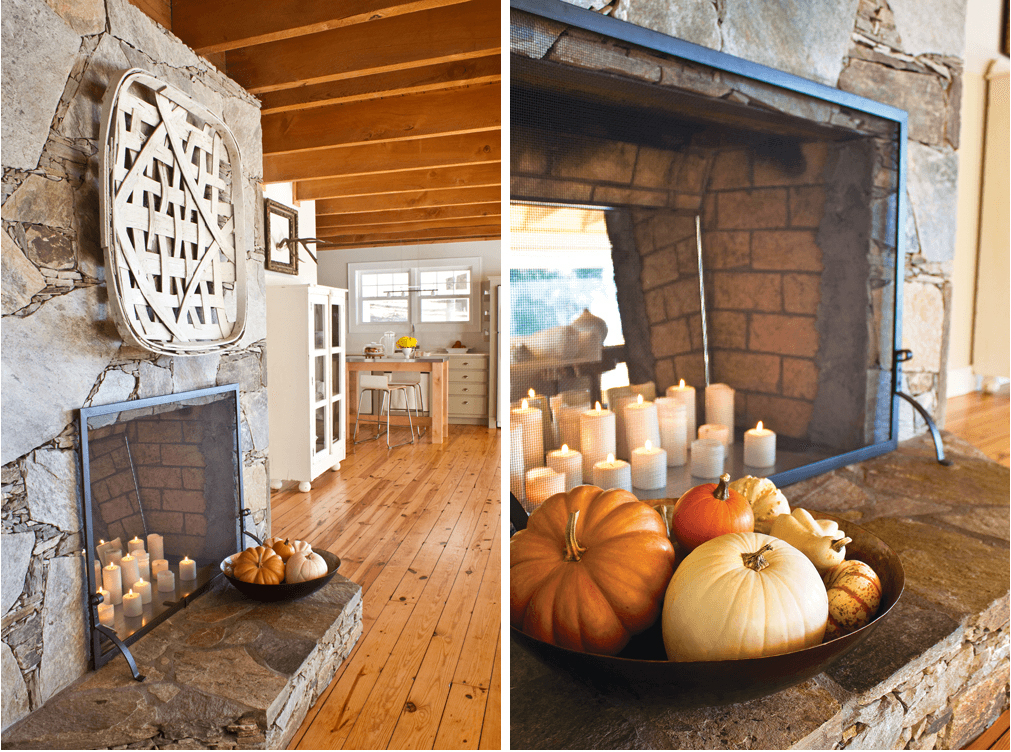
[221,549,341,602]
[512,511,903,705]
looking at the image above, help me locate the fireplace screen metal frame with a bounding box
[511,0,910,488]
[79,383,251,671]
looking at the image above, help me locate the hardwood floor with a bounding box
[944,389,1010,467]
[271,423,501,750]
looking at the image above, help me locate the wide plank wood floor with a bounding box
[945,389,1010,467]
[271,423,501,750]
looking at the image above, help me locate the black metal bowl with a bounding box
[512,511,903,705]
[221,549,341,602]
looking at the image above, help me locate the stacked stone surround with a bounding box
[2,0,267,731]
[513,0,963,442]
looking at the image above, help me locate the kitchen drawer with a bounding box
[449,381,487,397]
[449,368,488,385]
[449,356,488,371]
[449,394,488,416]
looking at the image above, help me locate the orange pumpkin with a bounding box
[510,485,676,656]
[232,546,286,585]
[270,538,296,562]
[670,473,754,552]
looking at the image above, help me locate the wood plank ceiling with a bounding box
[150,0,502,249]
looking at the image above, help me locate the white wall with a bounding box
[264,182,317,286]
[317,239,502,354]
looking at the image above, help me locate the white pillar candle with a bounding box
[102,563,122,606]
[656,398,688,466]
[698,424,731,457]
[136,553,150,583]
[151,559,169,577]
[94,559,102,587]
[179,556,197,581]
[690,438,725,479]
[525,467,565,506]
[547,444,583,491]
[667,380,697,443]
[592,453,632,492]
[128,537,145,555]
[744,421,777,467]
[157,569,175,592]
[119,553,141,592]
[147,534,164,563]
[96,538,123,568]
[96,586,109,604]
[579,403,616,477]
[133,578,152,604]
[512,400,545,472]
[97,602,115,628]
[609,394,638,460]
[108,549,123,569]
[624,394,661,456]
[631,440,667,490]
[122,590,143,617]
[510,427,526,500]
[526,389,555,452]
[557,406,584,451]
[705,383,735,445]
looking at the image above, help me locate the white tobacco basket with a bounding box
[99,69,247,355]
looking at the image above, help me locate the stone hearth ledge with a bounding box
[510,432,1010,750]
[1,573,362,749]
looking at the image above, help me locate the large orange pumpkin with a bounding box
[232,546,286,585]
[670,473,754,552]
[510,485,676,655]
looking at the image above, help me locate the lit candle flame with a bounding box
[644,440,653,451]
[679,379,685,388]
[528,388,535,398]
[594,401,602,413]
[756,421,764,431]
[637,393,643,404]
[561,444,569,453]
[521,398,528,409]
[606,453,615,463]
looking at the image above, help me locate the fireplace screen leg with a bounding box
[95,625,146,681]
[896,391,953,466]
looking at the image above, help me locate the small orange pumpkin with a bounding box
[510,485,676,656]
[670,473,754,552]
[270,538,295,562]
[233,546,286,585]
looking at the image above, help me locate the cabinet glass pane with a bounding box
[315,406,325,453]
[314,356,325,403]
[313,303,325,349]
[331,354,341,393]
[331,304,341,348]
[331,398,341,443]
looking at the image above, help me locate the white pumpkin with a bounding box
[729,476,790,534]
[285,551,328,583]
[662,532,828,661]
[289,539,313,558]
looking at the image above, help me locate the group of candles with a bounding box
[93,534,197,627]
[512,382,777,506]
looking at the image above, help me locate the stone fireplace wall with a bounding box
[1,0,268,729]
[519,0,963,438]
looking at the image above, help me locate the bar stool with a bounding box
[353,374,416,448]
[388,372,426,439]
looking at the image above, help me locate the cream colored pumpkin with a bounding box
[286,551,328,583]
[289,539,313,558]
[662,532,828,661]
[770,508,852,575]
[823,560,882,640]
[729,476,790,533]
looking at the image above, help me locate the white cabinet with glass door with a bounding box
[266,284,347,493]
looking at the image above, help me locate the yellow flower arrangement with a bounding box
[396,336,418,348]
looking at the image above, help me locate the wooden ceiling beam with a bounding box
[314,186,501,214]
[296,164,501,202]
[172,0,467,54]
[316,235,499,249]
[258,56,500,115]
[317,216,500,235]
[316,203,500,228]
[225,0,499,94]
[265,132,499,184]
[318,224,501,244]
[262,83,500,155]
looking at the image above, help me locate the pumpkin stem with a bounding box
[831,536,853,552]
[714,473,731,501]
[564,510,588,562]
[742,542,775,572]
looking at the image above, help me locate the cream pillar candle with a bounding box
[656,398,688,466]
[96,538,123,568]
[122,590,143,617]
[744,421,777,467]
[510,427,526,500]
[667,380,696,444]
[136,553,150,583]
[97,602,115,628]
[179,556,197,581]
[631,440,667,490]
[624,394,661,456]
[526,389,554,452]
[94,559,102,587]
[147,533,164,562]
[133,578,152,604]
[157,569,175,592]
[108,549,123,569]
[102,563,122,606]
[96,586,109,605]
[592,454,632,492]
[151,559,169,578]
[557,406,584,451]
[609,394,638,460]
[698,424,731,457]
[690,438,724,478]
[547,444,583,491]
[579,403,616,476]
[525,467,565,506]
[128,537,145,555]
[705,383,735,445]
[119,553,141,592]
[512,399,545,472]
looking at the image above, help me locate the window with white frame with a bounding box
[349,257,482,332]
